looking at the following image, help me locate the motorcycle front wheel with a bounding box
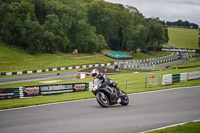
[96,92,109,108]
[120,91,129,106]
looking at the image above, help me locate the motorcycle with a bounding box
[92,82,129,108]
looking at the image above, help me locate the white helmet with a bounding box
[91,69,99,78]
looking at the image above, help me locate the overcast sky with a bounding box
[104,0,200,26]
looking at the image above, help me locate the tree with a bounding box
[147,19,166,48]
[126,25,148,53]
[22,19,43,54]
[199,37,200,48]
[199,29,200,48]
[97,34,108,51]
[43,14,69,52]
[122,6,146,51]
[0,3,15,44]
[42,31,56,53]
[0,0,169,54]
[164,28,169,43]
[1,1,36,48]
[166,19,198,29]
[87,1,127,50]
[75,19,103,52]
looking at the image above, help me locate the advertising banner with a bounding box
[74,84,86,92]
[23,86,40,97]
[0,88,15,100]
[162,48,197,53]
[40,84,74,95]
[0,83,90,100]
[21,83,89,97]
[148,47,200,53]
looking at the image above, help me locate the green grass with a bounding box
[0,77,199,110]
[168,27,199,49]
[133,51,170,60]
[0,27,198,74]
[147,121,200,133]
[0,43,170,73]
[0,44,114,73]
[1,58,200,89]
[169,58,200,69]
[0,58,200,110]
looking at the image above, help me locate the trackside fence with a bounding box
[162,71,200,85]
[1,52,197,76]
[145,74,161,88]
[125,78,146,89]
[0,83,89,100]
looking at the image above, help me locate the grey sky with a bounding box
[104,0,200,26]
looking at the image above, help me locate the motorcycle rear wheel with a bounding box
[96,92,109,108]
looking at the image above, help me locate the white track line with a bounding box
[140,119,200,133]
[129,86,200,96]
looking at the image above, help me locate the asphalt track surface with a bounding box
[1,86,200,133]
[142,57,197,70]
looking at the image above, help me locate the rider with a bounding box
[91,69,121,96]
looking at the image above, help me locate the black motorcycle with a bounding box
[92,83,129,108]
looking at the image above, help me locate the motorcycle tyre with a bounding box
[96,92,109,108]
[120,91,129,106]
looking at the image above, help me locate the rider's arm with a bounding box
[104,76,118,87]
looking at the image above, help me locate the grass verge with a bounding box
[168,27,199,49]
[0,58,200,110]
[0,43,170,73]
[0,74,199,110]
[146,121,200,133]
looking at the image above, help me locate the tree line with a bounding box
[166,19,198,29]
[0,0,168,54]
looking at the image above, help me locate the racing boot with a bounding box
[116,86,123,97]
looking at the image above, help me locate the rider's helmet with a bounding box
[91,69,99,78]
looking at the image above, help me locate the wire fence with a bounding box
[124,74,161,89]
[145,74,162,88]
[124,78,146,89]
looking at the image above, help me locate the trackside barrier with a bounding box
[162,71,200,85]
[89,82,93,91]
[0,83,90,100]
[163,74,172,85]
[119,52,178,69]
[180,73,187,82]
[2,52,196,76]
[0,62,115,76]
[188,71,200,80]
[145,74,161,88]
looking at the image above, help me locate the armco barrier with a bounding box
[162,74,172,85]
[0,83,90,100]
[0,62,115,76]
[188,71,200,80]
[162,71,200,85]
[172,74,180,83]
[1,52,195,76]
[180,73,187,82]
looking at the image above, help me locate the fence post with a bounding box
[145,75,147,88]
